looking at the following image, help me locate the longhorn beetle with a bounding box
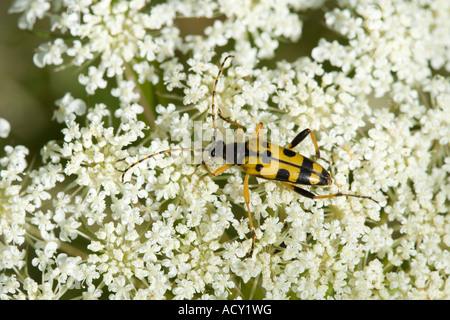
[121,55,378,259]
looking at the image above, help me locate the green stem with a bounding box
[26,225,89,260]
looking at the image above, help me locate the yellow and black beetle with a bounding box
[121,55,378,258]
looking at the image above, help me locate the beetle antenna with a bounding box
[211,55,234,141]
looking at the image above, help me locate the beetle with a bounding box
[121,55,378,258]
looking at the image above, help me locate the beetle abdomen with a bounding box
[239,139,332,186]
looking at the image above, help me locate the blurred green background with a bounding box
[0,1,82,155]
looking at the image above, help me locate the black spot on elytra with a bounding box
[261,150,272,164]
[275,169,290,180]
[283,148,296,157]
[296,170,311,184]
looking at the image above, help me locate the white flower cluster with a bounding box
[2,0,449,299]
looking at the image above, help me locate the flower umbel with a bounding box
[2,0,450,300]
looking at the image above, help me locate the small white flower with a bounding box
[173,279,195,299]
[254,32,278,59]
[108,275,134,300]
[138,35,157,61]
[78,66,107,94]
[105,54,125,78]
[111,81,140,105]
[33,38,67,68]
[133,61,159,84]
[3,223,26,245]
[1,246,26,269]
[0,118,11,138]
[9,0,50,30]
[43,241,58,257]
[53,93,87,123]
[66,40,94,66]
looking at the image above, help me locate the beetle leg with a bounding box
[217,109,246,143]
[202,161,234,176]
[209,55,245,143]
[287,129,310,150]
[287,128,328,163]
[253,122,265,140]
[282,182,378,203]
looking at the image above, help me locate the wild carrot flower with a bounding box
[2,0,449,299]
